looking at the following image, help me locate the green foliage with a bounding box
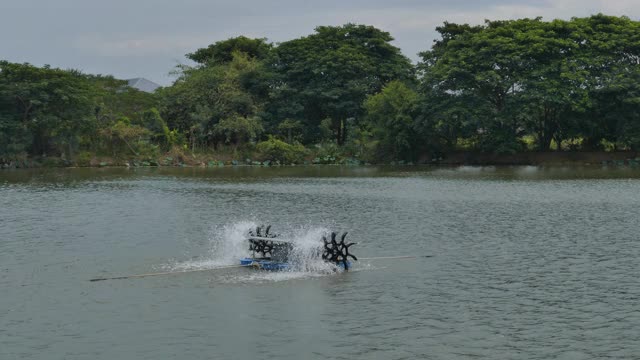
[214,114,263,145]
[2,16,640,165]
[138,108,172,149]
[364,81,419,161]
[160,52,268,151]
[75,151,93,166]
[418,14,640,153]
[273,23,414,145]
[317,118,334,143]
[100,120,152,157]
[312,143,345,164]
[0,61,163,161]
[92,76,159,126]
[187,36,272,65]
[277,118,302,143]
[345,125,378,163]
[0,61,96,158]
[477,128,526,154]
[256,136,307,164]
[0,113,31,157]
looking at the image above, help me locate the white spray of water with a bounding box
[167,221,256,271]
[208,221,257,263]
[167,222,352,281]
[286,226,339,273]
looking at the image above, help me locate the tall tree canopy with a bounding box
[160,52,265,150]
[187,36,273,65]
[0,62,95,157]
[3,16,640,165]
[364,80,419,160]
[273,24,414,144]
[0,61,163,161]
[419,14,640,152]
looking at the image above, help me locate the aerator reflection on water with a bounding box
[240,225,358,271]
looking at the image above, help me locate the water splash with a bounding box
[286,226,338,273]
[162,221,255,271]
[165,222,350,282]
[208,221,257,264]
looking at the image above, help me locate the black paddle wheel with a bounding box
[246,225,357,270]
[321,232,358,270]
[248,225,292,262]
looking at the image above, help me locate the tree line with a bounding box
[1,14,639,166]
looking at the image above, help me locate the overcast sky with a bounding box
[1,0,638,85]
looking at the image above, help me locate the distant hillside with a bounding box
[127,78,161,93]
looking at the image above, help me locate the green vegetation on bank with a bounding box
[1,15,639,168]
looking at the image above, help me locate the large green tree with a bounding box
[160,52,265,150]
[187,36,273,65]
[576,15,640,149]
[363,80,419,160]
[90,75,159,127]
[420,19,543,153]
[0,61,95,158]
[419,15,640,153]
[273,24,414,145]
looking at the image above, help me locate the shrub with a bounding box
[477,130,525,154]
[76,151,94,166]
[134,140,160,158]
[312,143,345,164]
[256,136,308,164]
[138,108,172,150]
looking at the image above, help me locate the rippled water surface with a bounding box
[2,166,639,359]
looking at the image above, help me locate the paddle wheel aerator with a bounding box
[240,225,358,271]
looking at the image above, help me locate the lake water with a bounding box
[1,166,639,359]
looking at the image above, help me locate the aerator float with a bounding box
[88,225,430,282]
[240,225,358,271]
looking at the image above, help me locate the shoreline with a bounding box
[429,151,640,167]
[2,151,640,170]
